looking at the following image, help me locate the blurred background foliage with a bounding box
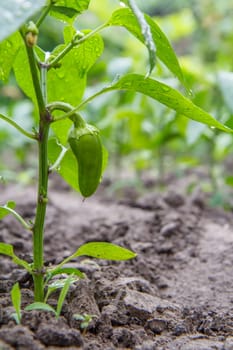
[1,0,233,206]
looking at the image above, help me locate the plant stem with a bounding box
[49,144,67,172]
[50,87,109,123]
[33,121,50,301]
[48,23,107,69]
[22,34,50,301]
[24,45,45,113]
[1,206,32,231]
[47,101,86,127]
[36,2,53,28]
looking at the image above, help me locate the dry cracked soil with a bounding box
[0,181,233,349]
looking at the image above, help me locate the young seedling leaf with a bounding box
[12,255,32,272]
[48,267,84,279]
[0,0,45,42]
[11,283,21,324]
[108,8,184,84]
[0,201,16,220]
[49,0,91,23]
[44,275,78,302]
[75,242,137,260]
[0,242,14,256]
[97,74,232,133]
[56,275,73,318]
[25,302,56,315]
[120,0,156,75]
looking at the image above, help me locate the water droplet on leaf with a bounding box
[161,86,171,93]
[57,71,65,79]
[123,82,132,88]
[119,1,127,7]
[188,88,194,97]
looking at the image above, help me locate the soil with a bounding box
[0,179,233,349]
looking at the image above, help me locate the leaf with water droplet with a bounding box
[108,8,184,85]
[92,73,233,133]
[48,31,104,143]
[0,31,21,82]
[120,0,156,76]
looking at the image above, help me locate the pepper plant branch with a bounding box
[47,101,86,127]
[0,206,32,231]
[0,114,37,140]
[53,251,78,271]
[36,1,53,28]
[20,31,46,114]
[47,101,75,114]
[40,64,48,104]
[49,144,68,172]
[49,86,111,123]
[48,23,107,69]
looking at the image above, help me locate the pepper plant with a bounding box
[0,0,232,304]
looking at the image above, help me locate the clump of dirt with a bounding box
[0,184,233,349]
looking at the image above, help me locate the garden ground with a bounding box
[0,176,233,349]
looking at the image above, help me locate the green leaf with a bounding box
[51,119,73,147]
[0,0,45,42]
[25,302,56,314]
[49,31,104,104]
[11,283,21,324]
[0,201,16,220]
[49,31,104,141]
[102,74,232,133]
[108,8,184,84]
[13,45,38,113]
[0,32,21,82]
[44,275,78,302]
[48,138,79,191]
[48,267,84,279]
[47,277,77,290]
[13,255,32,272]
[75,242,137,260]
[0,242,14,256]
[0,242,31,272]
[56,275,73,317]
[50,0,90,23]
[120,0,156,75]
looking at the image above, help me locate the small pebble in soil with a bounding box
[36,323,83,347]
[145,318,168,334]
